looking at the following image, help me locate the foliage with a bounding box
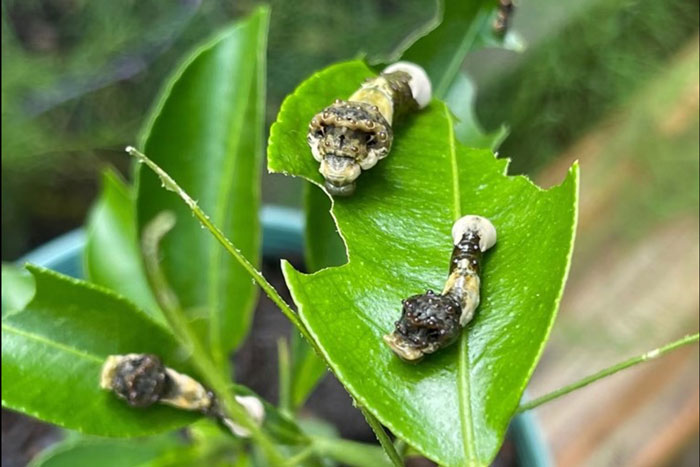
[136,9,268,365]
[477,0,700,173]
[3,1,275,448]
[268,60,578,465]
[3,1,695,466]
[2,265,199,436]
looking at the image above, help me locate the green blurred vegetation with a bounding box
[1,0,431,259]
[474,0,699,173]
[2,0,698,263]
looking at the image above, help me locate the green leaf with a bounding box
[1,265,199,436]
[290,330,327,410]
[136,8,269,365]
[396,0,503,98]
[2,263,35,317]
[304,184,347,272]
[30,434,183,467]
[267,61,578,466]
[299,2,511,404]
[85,169,164,325]
[445,73,508,150]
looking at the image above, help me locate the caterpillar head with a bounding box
[308,100,391,196]
[383,290,462,362]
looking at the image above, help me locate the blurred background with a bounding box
[2,0,698,466]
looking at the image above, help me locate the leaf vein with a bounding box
[2,323,103,364]
[446,106,477,464]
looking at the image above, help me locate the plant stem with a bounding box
[360,406,404,467]
[277,337,292,414]
[517,333,700,413]
[130,146,400,466]
[284,446,315,466]
[141,211,285,465]
[393,438,408,458]
[127,146,318,353]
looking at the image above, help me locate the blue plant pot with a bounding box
[19,205,552,467]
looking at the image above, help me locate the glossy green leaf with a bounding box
[299,2,514,409]
[397,0,504,98]
[1,265,199,436]
[304,184,347,272]
[267,61,578,466]
[30,434,182,467]
[136,8,269,365]
[85,169,164,325]
[1,263,35,317]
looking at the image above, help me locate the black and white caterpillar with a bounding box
[307,62,431,196]
[100,354,264,436]
[384,215,497,362]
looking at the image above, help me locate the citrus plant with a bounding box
[2,2,697,466]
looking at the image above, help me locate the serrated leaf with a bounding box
[136,8,269,365]
[2,263,35,317]
[1,265,199,436]
[299,1,513,408]
[85,169,164,325]
[267,61,578,466]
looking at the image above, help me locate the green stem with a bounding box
[517,332,700,413]
[129,146,403,466]
[393,438,408,458]
[277,337,292,414]
[141,211,285,465]
[360,406,404,467]
[127,146,318,352]
[284,446,315,466]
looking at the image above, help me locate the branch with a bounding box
[127,146,316,348]
[517,332,700,413]
[141,211,285,464]
[127,146,403,467]
[360,406,404,467]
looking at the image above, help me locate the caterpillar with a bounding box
[493,0,515,36]
[384,215,497,362]
[100,354,264,437]
[307,61,431,196]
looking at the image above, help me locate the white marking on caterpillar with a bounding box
[383,61,432,109]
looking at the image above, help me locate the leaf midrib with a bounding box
[202,10,267,362]
[208,40,258,366]
[445,106,477,465]
[2,323,103,363]
[435,9,491,99]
